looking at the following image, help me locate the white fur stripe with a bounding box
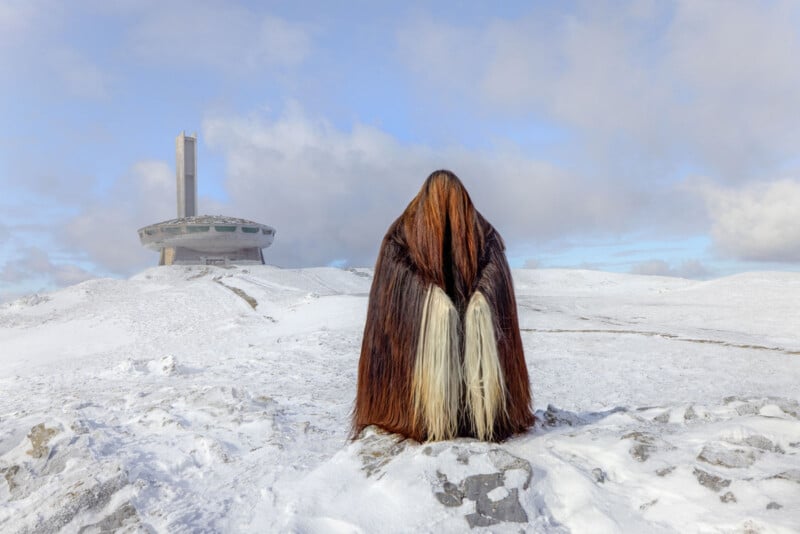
[413,285,461,441]
[464,291,508,441]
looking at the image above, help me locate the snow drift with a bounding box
[1,266,799,532]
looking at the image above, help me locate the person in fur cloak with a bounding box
[353,170,535,442]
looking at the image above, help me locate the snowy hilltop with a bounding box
[1,266,799,533]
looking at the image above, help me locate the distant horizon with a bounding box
[3,1,800,302]
[4,261,800,306]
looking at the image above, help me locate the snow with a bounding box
[1,265,799,533]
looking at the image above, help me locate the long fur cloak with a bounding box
[353,170,535,442]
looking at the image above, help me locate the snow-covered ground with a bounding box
[1,265,798,533]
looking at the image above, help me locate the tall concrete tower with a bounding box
[176,132,198,218]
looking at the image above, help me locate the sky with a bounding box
[2,0,800,301]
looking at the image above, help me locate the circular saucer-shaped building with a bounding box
[138,215,276,266]
[138,132,276,266]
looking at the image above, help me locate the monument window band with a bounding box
[353,170,535,442]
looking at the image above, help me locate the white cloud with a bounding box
[522,258,540,269]
[0,1,25,28]
[49,48,111,99]
[203,105,664,268]
[630,258,710,279]
[204,106,434,267]
[61,160,175,273]
[397,1,800,181]
[0,2,111,100]
[0,0,39,44]
[127,2,311,72]
[701,179,800,263]
[0,246,95,297]
[0,159,173,295]
[0,0,60,68]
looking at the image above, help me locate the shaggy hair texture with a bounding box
[353,170,535,442]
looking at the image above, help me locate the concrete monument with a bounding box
[138,132,275,266]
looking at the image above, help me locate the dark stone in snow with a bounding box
[656,466,675,477]
[769,469,800,484]
[693,468,731,492]
[592,468,607,483]
[435,481,464,507]
[697,444,756,468]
